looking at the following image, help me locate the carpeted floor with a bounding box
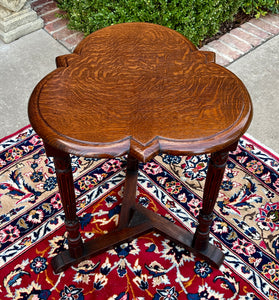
[0,126,279,299]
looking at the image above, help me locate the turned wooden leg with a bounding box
[44,143,83,259]
[193,142,238,252]
[118,154,139,229]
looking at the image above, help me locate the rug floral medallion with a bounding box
[0,126,279,299]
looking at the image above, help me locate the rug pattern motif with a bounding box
[0,126,279,299]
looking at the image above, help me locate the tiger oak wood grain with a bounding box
[28,22,252,162]
[28,23,252,273]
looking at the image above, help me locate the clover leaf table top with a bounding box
[28,22,252,162]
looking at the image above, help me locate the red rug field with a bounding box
[0,126,279,299]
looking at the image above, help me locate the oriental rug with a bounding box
[0,126,279,299]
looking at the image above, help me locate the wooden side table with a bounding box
[28,22,252,273]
